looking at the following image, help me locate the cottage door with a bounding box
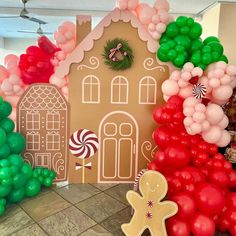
[99,111,138,182]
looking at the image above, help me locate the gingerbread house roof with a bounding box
[18,84,67,110]
[55,8,159,78]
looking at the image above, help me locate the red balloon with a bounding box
[147,161,158,171]
[167,95,184,108]
[208,144,218,155]
[38,36,58,55]
[197,142,209,152]
[154,151,166,168]
[229,170,236,188]
[209,170,229,188]
[223,161,232,173]
[195,183,225,215]
[226,193,236,210]
[212,159,224,170]
[172,193,196,219]
[212,153,225,161]
[229,224,236,236]
[164,144,190,168]
[167,217,191,236]
[179,170,194,184]
[183,183,195,195]
[218,217,230,232]
[225,210,236,224]
[153,126,171,149]
[153,107,164,123]
[183,167,205,183]
[191,213,215,236]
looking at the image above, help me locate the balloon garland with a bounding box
[0,97,56,215]
[103,38,134,71]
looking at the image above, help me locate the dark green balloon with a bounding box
[0,205,5,216]
[157,48,169,62]
[43,177,53,187]
[198,63,207,71]
[160,35,170,44]
[212,51,221,61]
[175,35,191,49]
[49,171,56,179]
[220,55,228,63]
[175,45,185,53]
[0,128,6,147]
[161,44,170,53]
[0,159,10,167]
[13,173,27,189]
[189,22,202,39]
[7,132,25,154]
[10,165,19,176]
[180,26,190,35]
[0,198,6,206]
[208,41,224,55]
[38,176,44,184]
[167,40,176,48]
[167,49,177,60]
[174,54,186,67]
[25,178,41,197]
[0,102,12,119]
[166,22,179,38]
[203,36,220,45]
[0,118,15,133]
[176,16,188,27]
[2,178,13,186]
[43,169,50,177]
[202,45,212,54]
[191,39,203,52]
[21,163,33,179]
[187,17,194,26]
[202,53,212,65]
[191,53,202,64]
[0,185,11,197]
[0,167,11,179]
[0,144,10,159]
[7,188,25,203]
[8,154,24,168]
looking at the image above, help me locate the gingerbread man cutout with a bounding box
[121,170,178,236]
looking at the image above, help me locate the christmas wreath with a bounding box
[103,38,134,71]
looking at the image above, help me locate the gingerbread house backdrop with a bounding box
[17,84,69,182]
[55,9,170,183]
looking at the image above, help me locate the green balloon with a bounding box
[0,118,15,133]
[0,185,11,197]
[175,45,185,54]
[174,54,186,67]
[25,178,41,197]
[43,177,53,187]
[212,51,221,61]
[176,16,188,27]
[7,132,25,154]
[32,171,38,178]
[10,165,19,176]
[208,41,224,55]
[13,173,27,189]
[167,49,177,60]
[0,101,12,119]
[161,44,170,53]
[43,169,50,177]
[189,22,202,39]
[198,63,207,71]
[0,144,10,159]
[166,22,179,38]
[160,35,170,44]
[202,45,212,54]
[203,36,220,45]
[187,17,194,26]
[157,48,169,62]
[191,39,203,52]
[0,198,6,206]
[202,53,212,65]
[2,178,13,186]
[35,167,43,175]
[0,128,6,147]
[8,154,24,168]
[0,159,10,167]
[180,26,190,35]
[0,205,5,216]
[21,163,33,179]
[49,171,56,179]
[167,40,176,48]
[0,167,11,179]
[7,188,25,203]
[175,35,191,49]
[220,55,228,63]
[38,176,44,184]
[191,53,202,64]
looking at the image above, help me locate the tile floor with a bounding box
[0,183,230,236]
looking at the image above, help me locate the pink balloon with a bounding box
[63,21,75,32]
[195,103,206,112]
[0,66,9,80]
[152,31,161,40]
[202,126,222,144]
[226,65,236,76]
[181,71,191,81]
[159,10,169,23]
[178,85,193,98]
[136,3,148,15]
[64,31,74,40]
[152,14,160,24]
[183,97,199,107]
[201,120,210,131]
[128,0,139,10]
[183,107,195,117]
[218,116,229,129]
[138,5,156,25]
[8,74,20,85]
[49,75,66,88]
[193,112,205,123]
[60,40,75,53]
[190,123,202,134]
[212,85,233,101]
[183,62,194,72]
[205,104,224,125]
[178,79,188,88]
[184,117,194,126]
[153,0,170,11]
[209,78,220,88]
[56,51,67,61]
[116,0,127,10]
[161,80,179,96]
[214,68,224,78]
[216,130,231,147]
[1,80,13,93]
[156,22,166,33]
[220,74,231,85]
[55,33,66,44]
[4,54,18,67]
[148,23,156,32]
[170,70,181,80]
[192,67,203,77]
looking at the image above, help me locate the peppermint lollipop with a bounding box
[69,129,99,159]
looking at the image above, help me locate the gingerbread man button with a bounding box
[121,170,178,236]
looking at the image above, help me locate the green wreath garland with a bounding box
[103,38,134,71]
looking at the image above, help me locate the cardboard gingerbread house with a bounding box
[55,9,170,183]
[17,84,69,182]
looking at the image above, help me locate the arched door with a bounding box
[98,111,138,182]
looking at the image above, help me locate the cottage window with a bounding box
[46,112,60,130]
[26,133,40,150]
[26,112,40,130]
[111,76,128,104]
[82,75,100,103]
[139,76,157,104]
[46,133,60,150]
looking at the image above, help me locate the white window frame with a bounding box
[26,132,40,151]
[111,76,129,104]
[82,75,100,103]
[26,112,40,130]
[139,76,157,104]
[46,112,60,130]
[46,133,60,151]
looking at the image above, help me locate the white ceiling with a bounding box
[0,0,235,38]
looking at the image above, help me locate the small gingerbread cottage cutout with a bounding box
[55,9,170,183]
[17,84,69,182]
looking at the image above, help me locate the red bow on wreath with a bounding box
[109,43,123,60]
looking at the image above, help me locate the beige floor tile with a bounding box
[100,207,131,236]
[20,191,71,221]
[39,206,96,236]
[91,183,118,191]
[55,184,101,204]
[76,192,127,223]
[52,181,69,190]
[11,223,47,236]
[80,224,113,236]
[104,184,133,205]
[0,205,33,236]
